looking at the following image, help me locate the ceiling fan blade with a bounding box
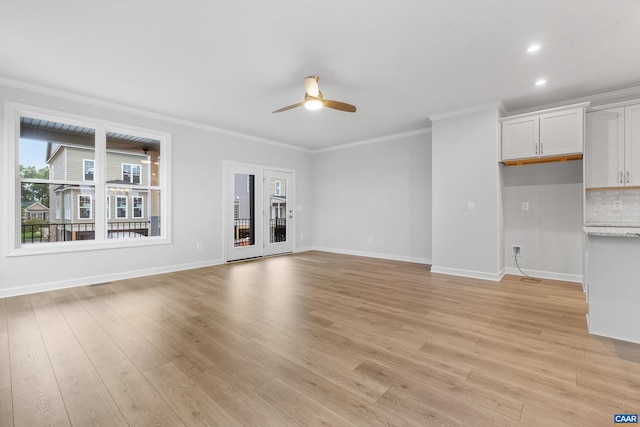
[323,99,357,113]
[304,76,319,97]
[272,102,305,113]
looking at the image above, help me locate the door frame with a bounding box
[223,161,296,262]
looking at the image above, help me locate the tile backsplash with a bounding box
[586,189,640,226]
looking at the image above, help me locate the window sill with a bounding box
[6,236,171,257]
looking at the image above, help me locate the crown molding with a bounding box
[505,85,640,117]
[0,76,311,153]
[312,127,432,154]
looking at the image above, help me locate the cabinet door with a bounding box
[539,108,584,157]
[625,104,640,186]
[501,115,539,160]
[585,108,624,188]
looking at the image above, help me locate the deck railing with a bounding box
[20,221,152,243]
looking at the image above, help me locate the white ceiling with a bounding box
[1,0,639,150]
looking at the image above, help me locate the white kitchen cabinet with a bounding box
[625,104,640,186]
[584,229,640,344]
[539,109,584,156]
[501,105,585,164]
[585,108,624,188]
[501,115,539,160]
[585,103,640,188]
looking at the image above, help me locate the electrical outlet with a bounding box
[196,243,203,251]
[522,202,529,211]
[368,236,374,244]
[299,233,304,241]
[512,245,522,257]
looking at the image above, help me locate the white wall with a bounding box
[0,83,313,297]
[431,105,504,280]
[312,132,432,264]
[502,161,583,281]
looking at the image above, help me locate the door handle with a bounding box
[627,171,630,184]
[620,171,624,184]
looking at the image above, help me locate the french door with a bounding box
[225,163,294,261]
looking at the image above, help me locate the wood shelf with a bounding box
[586,185,640,191]
[502,153,583,166]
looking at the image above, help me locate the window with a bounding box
[116,196,127,219]
[274,180,281,196]
[122,164,131,182]
[8,102,171,254]
[122,164,141,184]
[56,194,61,220]
[132,196,143,219]
[64,194,72,220]
[132,165,141,184]
[78,195,92,219]
[83,159,94,181]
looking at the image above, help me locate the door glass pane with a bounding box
[268,177,287,243]
[234,173,255,246]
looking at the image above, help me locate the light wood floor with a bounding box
[1,251,640,426]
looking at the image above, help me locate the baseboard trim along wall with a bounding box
[312,246,432,265]
[0,258,225,298]
[293,246,313,253]
[504,267,583,283]
[0,250,582,299]
[430,266,505,282]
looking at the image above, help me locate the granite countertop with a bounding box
[583,226,640,237]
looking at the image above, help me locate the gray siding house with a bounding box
[47,143,151,240]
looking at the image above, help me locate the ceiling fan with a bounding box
[273,76,356,113]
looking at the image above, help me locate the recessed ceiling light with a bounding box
[535,79,547,86]
[527,44,541,53]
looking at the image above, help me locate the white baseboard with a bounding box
[430,266,505,282]
[312,246,431,265]
[586,314,590,332]
[504,267,582,283]
[294,246,313,253]
[0,258,225,298]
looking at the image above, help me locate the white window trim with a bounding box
[83,159,95,182]
[77,194,93,220]
[116,196,128,219]
[106,196,111,220]
[132,196,143,219]
[5,101,172,256]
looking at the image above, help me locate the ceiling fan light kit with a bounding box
[304,96,323,111]
[274,75,356,114]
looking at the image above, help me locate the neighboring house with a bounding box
[232,175,288,245]
[22,200,50,221]
[46,142,151,241]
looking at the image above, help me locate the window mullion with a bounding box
[94,127,106,240]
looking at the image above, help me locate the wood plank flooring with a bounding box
[2,251,640,426]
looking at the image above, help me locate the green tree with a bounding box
[20,165,50,206]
